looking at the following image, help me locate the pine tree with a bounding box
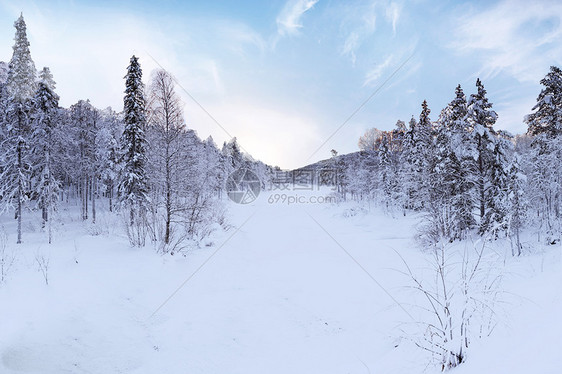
[506,155,527,255]
[442,85,475,238]
[38,67,56,92]
[429,113,457,240]
[466,79,498,230]
[0,99,32,244]
[409,101,433,210]
[6,14,36,102]
[118,55,149,227]
[0,61,8,90]
[525,67,562,240]
[378,133,392,207]
[98,108,122,213]
[401,116,418,209]
[0,14,37,243]
[70,100,97,221]
[526,66,562,137]
[481,135,511,236]
[30,68,61,243]
[222,137,244,170]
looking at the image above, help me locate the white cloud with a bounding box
[385,2,402,35]
[276,0,319,37]
[363,55,393,86]
[450,0,562,83]
[339,1,377,63]
[342,32,360,66]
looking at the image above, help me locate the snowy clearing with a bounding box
[0,189,559,373]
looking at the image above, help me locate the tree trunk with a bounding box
[164,149,171,245]
[17,141,22,244]
[92,176,96,224]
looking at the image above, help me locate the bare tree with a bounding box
[358,127,383,152]
[146,70,186,245]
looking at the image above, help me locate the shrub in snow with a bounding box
[398,239,504,370]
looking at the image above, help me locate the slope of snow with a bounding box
[0,191,559,373]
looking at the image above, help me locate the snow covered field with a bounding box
[0,189,560,373]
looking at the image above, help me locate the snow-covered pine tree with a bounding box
[428,108,459,241]
[0,61,8,121]
[222,137,244,170]
[378,133,392,207]
[0,14,37,243]
[441,85,475,239]
[481,133,512,236]
[30,67,61,243]
[526,66,562,137]
[118,55,149,228]
[465,79,498,231]
[524,66,562,241]
[410,101,433,210]
[401,116,418,210]
[6,14,37,102]
[70,100,97,221]
[38,67,56,92]
[0,61,8,90]
[389,121,407,213]
[0,99,32,244]
[506,155,527,255]
[202,136,224,198]
[98,108,123,213]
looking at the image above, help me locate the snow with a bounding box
[0,189,560,373]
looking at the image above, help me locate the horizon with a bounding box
[1,0,561,169]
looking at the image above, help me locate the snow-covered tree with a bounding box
[69,100,97,221]
[524,67,562,241]
[0,61,8,89]
[481,135,512,236]
[526,66,562,137]
[431,85,475,240]
[5,14,36,102]
[465,79,498,230]
[378,133,392,207]
[38,67,56,92]
[0,14,37,243]
[506,155,527,255]
[118,55,149,228]
[30,68,61,242]
[146,69,186,245]
[403,102,433,210]
[97,108,123,212]
[0,99,32,244]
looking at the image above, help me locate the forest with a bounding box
[0,12,560,373]
[0,15,271,251]
[305,67,562,254]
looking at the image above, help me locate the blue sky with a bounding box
[1,0,561,168]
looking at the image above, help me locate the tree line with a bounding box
[0,15,270,250]
[334,67,562,252]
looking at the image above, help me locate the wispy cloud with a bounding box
[450,0,562,83]
[276,0,319,37]
[385,2,402,35]
[363,55,393,86]
[342,32,360,66]
[339,1,377,64]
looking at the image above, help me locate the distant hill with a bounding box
[293,151,369,172]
